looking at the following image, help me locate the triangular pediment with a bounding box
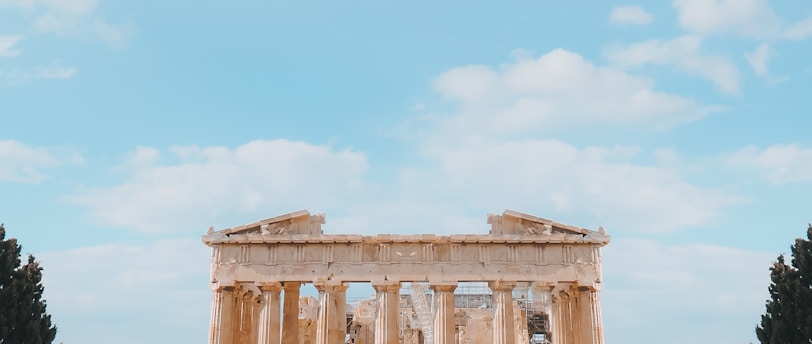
[209,210,325,236]
[488,209,606,236]
[202,209,607,245]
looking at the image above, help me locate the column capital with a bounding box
[258,282,282,292]
[578,285,600,292]
[213,285,235,292]
[371,281,401,293]
[373,281,400,344]
[552,282,576,296]
[429,283,457,293]
[489,280,517,292]
[313,280,348,292]
[281,281,301,291]
[530,281,556,290]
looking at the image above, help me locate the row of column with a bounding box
[549,285,604,344]
[209,281,602,344]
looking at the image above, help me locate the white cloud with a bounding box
[673,0,782,38]
[609,6,653,26]
[727,144,812,183]
[94,18,134,49]
[602,238,774,343]
[1,0,100,13]
[24,0,103,34]
[0,140,81,183]
[39,0,99,15]
[744,43,770,76]
[32,13,79,35]
[784,17,812,40]
[605,35,740,94]
[744,43,788,83]
[67,139,369,233]
[0,35,23,57]
[429,48,714,141]
[0,0,33,8]
[34,60,77,79]
[403,50,742,234]
[2,0,133,48]
[0,62,78,84]
[674,0,812,42]
[39,239,211,344]
[422,139,742,233]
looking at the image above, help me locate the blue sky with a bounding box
[1,0,811,343]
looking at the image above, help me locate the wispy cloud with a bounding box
[35,60,77,79]
[673,0,782,39]
[783,17,812,40]
[674,0,812,42]
[603,238,774,343]
[0,61,78,84]
[727,144,812,183]
[3,0,133,49]
[397,50,743,234]
[94,18,134,50]
[0,35,23,57]
[609,6,653,26]
[419,139,743,233]
[0,140,83,183]
[67,140,369,233]
[744,43,788,83]
[744,43,770,76]
[40,239,211,344]
[605,35,740,94]
[430,48,715,138]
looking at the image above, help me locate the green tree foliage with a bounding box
[756,224,812,343]
[0,224,57,344]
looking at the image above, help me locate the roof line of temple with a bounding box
[202,209,611,246]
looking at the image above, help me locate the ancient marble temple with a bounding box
[202,210,610,344]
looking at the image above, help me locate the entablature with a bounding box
[204,210,609,288]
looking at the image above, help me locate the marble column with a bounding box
[372,281,401,344]
[489,281,517,344]
[282,282,302,344]
[335,285,348,344]
[257,283,282,344]
[238,288,260,343]
[210,286,235,344]
[578,287,603,344]
[315,281,349,344]
[552,285,578,344]
[430,283,457,344]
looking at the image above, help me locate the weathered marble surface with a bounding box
[204,210,609,344]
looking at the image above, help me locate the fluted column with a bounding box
[237,288,260,343]
[282,282,302,344]
[335,285,348,344]
[578,287,603,344]
[430,283,457,344]
[257,283,282,344]
[315,281,349,344]
[372,281,400,344]
[551,294,564,344]
[210,286,235,344]
[552,285,578,344]
[490,281,516,344]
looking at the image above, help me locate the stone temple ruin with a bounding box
[203,210,610,344]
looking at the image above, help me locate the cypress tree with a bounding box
[0,224,57,344]
[756,224,812,343]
